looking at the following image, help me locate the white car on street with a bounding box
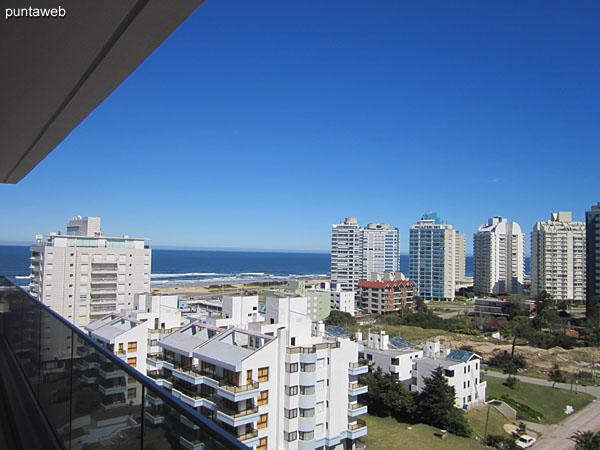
[516,435,536,448]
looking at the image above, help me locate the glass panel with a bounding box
[142,387,231,450]
[38,309,73,447]
[3,281,41,396]
[70,335,142,450]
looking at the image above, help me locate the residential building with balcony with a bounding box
[331,218,400,292]
[531,212,586,303]
[29,216,151,327]
[473,216,525,295]
[310,281,356,317]
[84,314,148,407]
[409,213,466,301]
[587,203,600,315]
[357,277,417,315]
[147,294,368,449]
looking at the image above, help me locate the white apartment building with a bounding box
[357,332,485,408]
[147,294,368,450]
[531,212,586,303]
[30,216,151,327]
[84,314,148,408]
[312,281,355,317]
[473,217,525,295]
[409,213,466,301]
[331,218,400,292]
[357,330,423,388]
[410,341,486,408]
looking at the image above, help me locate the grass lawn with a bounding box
[484,375,594,424]
[361,415,485,450]
[467,406,511,439]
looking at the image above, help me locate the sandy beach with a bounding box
[151,279,330,295]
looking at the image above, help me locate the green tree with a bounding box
[570,430,600,450]
[415,296,428,312]
[503,375,519,389]
[535,290,555,316]
[548,365,567,388]
[416,366,469,435]
[324,310,356,327]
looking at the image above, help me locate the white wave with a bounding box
[15,275,31,279]
[238,272,265,276]
[151,272,226,278]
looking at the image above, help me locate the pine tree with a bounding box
[417,366,456,427]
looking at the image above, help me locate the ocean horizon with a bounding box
[0,245,530,287]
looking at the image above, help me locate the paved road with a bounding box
[484,371,600,450]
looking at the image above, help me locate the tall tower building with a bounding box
[531,212,586,303]
[409,213,466,301]
[473,217,525,295]
[331,218,399,291]
[587,203,600,314]
[30,216,151,327]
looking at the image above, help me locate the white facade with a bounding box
[331,218,400,292]
[29,216,151,327]
[86,314,149,374]
[148,294,368,450]
[358,330,423,388]
[311,281,356,317]
[531,212,586,303]
[473,217,525,295]
[409,213,466,301]
[205,295,260,328]
[411,341,486,408]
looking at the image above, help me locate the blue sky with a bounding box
[1,1,599,254]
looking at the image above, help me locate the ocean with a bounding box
[0,245,530,287]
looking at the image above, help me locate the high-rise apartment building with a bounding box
[587,203,600,314]
[408,213,466,301]
[331,218,400,291]
[531,212,586,303]
[147,294,368,449]
[473,217,525,295]
[30,216,151,327]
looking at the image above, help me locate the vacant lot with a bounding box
[484,375,593,424]
[361,415,485,450]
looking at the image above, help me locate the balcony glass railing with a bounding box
[0,276,249,450]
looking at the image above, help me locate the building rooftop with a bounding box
[86,314,144,343]
[159,322,225,356]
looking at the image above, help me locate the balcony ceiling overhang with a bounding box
[0,0,204,183]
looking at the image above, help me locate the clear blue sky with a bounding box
[2,1,599,254]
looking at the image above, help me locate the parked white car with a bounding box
[516,435,536,448]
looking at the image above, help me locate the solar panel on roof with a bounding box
[446,349,475,362]
[325,326,350,337]
[389,337,415,348]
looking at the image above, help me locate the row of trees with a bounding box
[361,366,471,437]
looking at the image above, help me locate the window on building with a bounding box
[128,342,137,352]
[127,357,136,368]
[258,367,269,382]
[286,362,298,373]
[127,388,136,399]
[284,431,297,442]
[118,343,124,354]
[299,431,314,441]
[257,413,268,429]
[285,385,298,396]
[300,385,315,395]
[257,437,267,450]
[299,408,315,417]
[284,408,297,419]
[258,390,268,406]
[300,362,316,372]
